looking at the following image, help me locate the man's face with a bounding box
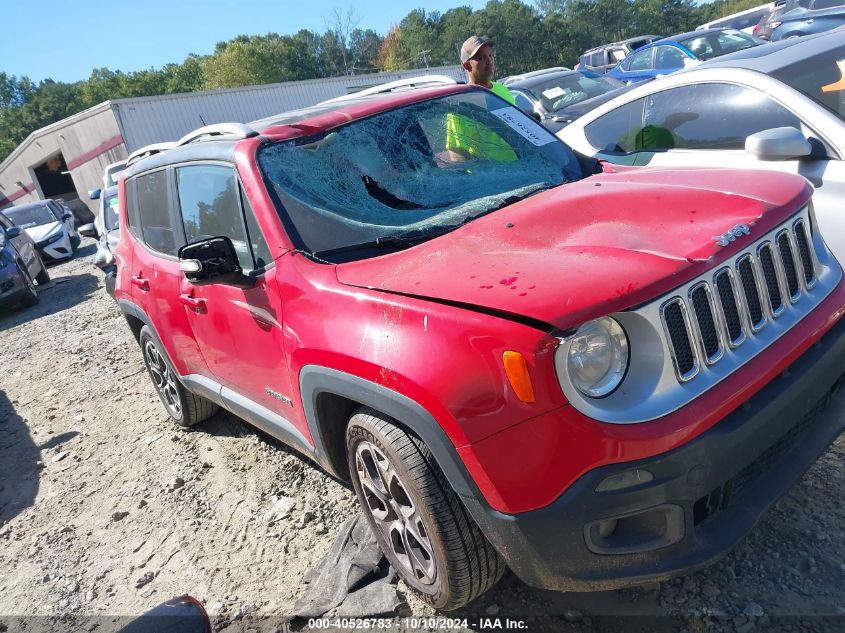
[464,44,495,86]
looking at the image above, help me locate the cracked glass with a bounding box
[258,91,583,260]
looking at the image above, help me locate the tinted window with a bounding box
[679,31,760,61]
[584,98,646,153]
[812,0,844,9]
[176,165,253,270]
[655,46,687,70]
[136,170,178,256]
[772,45,845,123]
[640,83,801,150]
[240,189,272,269]
[625,49,653,71]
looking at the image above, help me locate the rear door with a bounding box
[126,167,210,378]
[173,162,297,420]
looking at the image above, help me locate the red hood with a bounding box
[335,168,812,331]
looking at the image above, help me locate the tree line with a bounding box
[0,0,763,162]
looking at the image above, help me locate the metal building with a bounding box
[0,65,465,214]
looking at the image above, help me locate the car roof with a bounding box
[583,35,662,54]
[650,27,744,46]
[124,85,478,176]
[8,200,54,212]
[692,29,845,72]
[505,69,594,90]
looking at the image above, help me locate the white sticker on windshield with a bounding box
[541,86,566,99]
[491,107,555,146]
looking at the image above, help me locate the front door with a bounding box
[172,163,298,426]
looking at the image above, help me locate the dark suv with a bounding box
[0,211,50,309]
[115,85,845,610]
[577,35,662,73]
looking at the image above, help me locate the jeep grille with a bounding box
[662,216,817,382]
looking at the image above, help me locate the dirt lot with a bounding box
[0,241,843,633]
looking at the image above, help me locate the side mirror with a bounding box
[746,126,812,160]
[178,237,255,289]
[5,226,21,239]
[61,212,73,222]
[89,188,102,200]
[530,110,542,122]
[78,223,98,238]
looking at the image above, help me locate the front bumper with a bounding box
[37,232,73,262]
[473,313,845,591]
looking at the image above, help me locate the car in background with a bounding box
[764,0,845,39]
[577,35,662,74]
[608,29,764,83]
[103,159,128,188]
[505,69,634,133]
[0,211,49,309]
[697,2,775,33]
[500,67,570,85]
[82,185,120,295]
[558,30,845,263]
[3,200,79,263]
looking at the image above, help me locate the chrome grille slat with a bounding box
[660,214,821,382]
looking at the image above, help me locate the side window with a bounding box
[641,83,802,151]
[655,46,687,70]
[609,48,626,63]
[590,52,604,67]
[511,90,535,113]
[136,170,178,256]
[584,98,646,153]
[812,0,843,9]
[0,213,11,230]
[176,164,271,272]
[625,49,653,71]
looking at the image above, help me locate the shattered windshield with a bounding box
[5,204,56,229]
[533,72,624,112]
[258,91,582,260]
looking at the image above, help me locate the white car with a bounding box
[4,199,79,262]
[558,30,845,263]
[103,159,128,188]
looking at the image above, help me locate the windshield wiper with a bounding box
[312,226,458,259]
[462,182,562,224]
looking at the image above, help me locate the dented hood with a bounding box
[335,168,812,331]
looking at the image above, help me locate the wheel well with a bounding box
[314,392,362,481]
[123,313,145,341]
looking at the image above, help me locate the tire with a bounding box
[35,257,50,285]
[346,408,505,611]
[138,325,218,427]
[17,263,39,307]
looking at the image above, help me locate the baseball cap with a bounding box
[460,36,494,64]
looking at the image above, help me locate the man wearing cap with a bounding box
[443,36,518,163]
[459,36,516,106]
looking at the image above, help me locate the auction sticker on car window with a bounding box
[491,107,555,146]
[542,86,567,99]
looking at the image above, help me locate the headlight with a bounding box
[560,317,629,398]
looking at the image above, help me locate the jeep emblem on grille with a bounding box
[713,224,750,247]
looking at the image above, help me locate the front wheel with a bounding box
[17,263,39,307]
[139,325,217,427]
[346,408,505,611]
[35,256,50,285]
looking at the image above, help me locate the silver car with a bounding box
[558,30,845,263]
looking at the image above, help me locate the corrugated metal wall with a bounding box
[116,66,465,150]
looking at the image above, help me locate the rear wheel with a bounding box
[346,408,505,611]
[17,263,39,307]
[139,325,217,427]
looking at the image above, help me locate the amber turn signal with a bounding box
[503,351,535,403]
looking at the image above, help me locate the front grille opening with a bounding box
[691,285,720,361]
[715,270,743,344]
[759,243,783,313]
[794,221,815,285]
[777,232,800,300]
[663,301,695,378]
[737,257,764,329]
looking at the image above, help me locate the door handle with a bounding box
[179,294,207,312]
[130,276,150,291]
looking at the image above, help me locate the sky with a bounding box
[1,0,488,84]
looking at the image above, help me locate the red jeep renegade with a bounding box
[114,85,845,610]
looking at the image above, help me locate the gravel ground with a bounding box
[0,240,843,633]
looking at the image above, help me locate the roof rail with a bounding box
[126,141,177,166]
[175,123,259,148]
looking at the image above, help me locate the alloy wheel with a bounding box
[355,440,437,585]
[143,339,182,418]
